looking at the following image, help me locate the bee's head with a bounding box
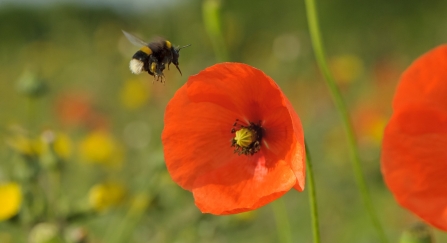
[172,44,191,75]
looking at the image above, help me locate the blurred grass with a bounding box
[0,0,446,242]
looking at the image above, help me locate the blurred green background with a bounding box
[0,0,446,242]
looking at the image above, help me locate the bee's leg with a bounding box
[175,65,183,76]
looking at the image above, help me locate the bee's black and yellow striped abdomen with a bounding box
[140,46,152,55]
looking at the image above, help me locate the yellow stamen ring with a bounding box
[234,128,255,148]
[231,120,263,156]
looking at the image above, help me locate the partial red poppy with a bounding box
[381,45,447,231]
[54,92,109,129]
[55,92,93,126]
[162,63,305,215]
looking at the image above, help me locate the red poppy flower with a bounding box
[162,63,305,215]
[381,45,447,231]
[54,92,109,129]
[55,92,92,126]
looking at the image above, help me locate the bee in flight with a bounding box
[122,30,190,83]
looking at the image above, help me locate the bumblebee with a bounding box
[122,30,190,83]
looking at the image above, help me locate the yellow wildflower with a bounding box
[330,54,364,85]
[6,134,39,157]
[52,133,72,159]
[0,182,22,221]
[6,129,71,160]
[368,116,387,145]
[39,130,73,159]
[89,182,126,212]
[79,130,123,167]
[120,78,150,110]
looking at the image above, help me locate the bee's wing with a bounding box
[122,30,149,47]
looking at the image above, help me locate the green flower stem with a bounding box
[304,0,388,242]
[272,198,292,243]
[202,0,229,62]
[272,142,320,243]
[305,142,320,243]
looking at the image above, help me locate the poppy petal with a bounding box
[186,63,291,123]
[162,85,240,190]
[393,45,447,111]
[382,105,447,230]
[382,45,447,230]
[284,98,306,191]
[192,151,296,215]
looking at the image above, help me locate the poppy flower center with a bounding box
[231,119,263,156]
